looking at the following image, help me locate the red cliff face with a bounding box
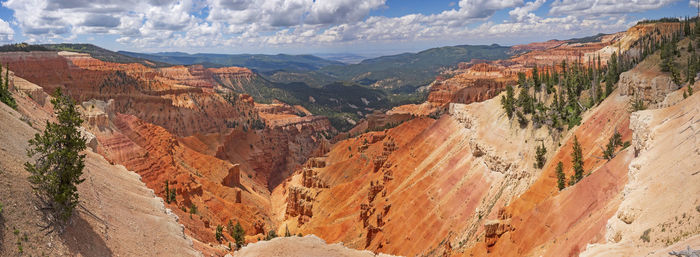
[428,63,519,105]
[215,114,335,190]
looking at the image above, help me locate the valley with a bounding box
[0,14,698,257]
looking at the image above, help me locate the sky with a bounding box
[0,0,697,56]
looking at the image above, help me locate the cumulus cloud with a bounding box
[0,18,14,42]
[509,0,546,22]
[306,0,385,25]
[549,0,676,17]
[0,0,678,51]
[4,0,201,43]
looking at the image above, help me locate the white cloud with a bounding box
[690,0,700,8]
[549,0,677,17]
[0,18,14,42]
[509,0,546,22]
[306,0,385,25]
[0,0,676,51]
[4,0,203,43]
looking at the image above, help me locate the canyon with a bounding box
[0,20,698,257]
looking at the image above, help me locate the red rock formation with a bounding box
[285,186,315,224]
[427,63,518,105]
[222,164,241,187]
[214,115,334,190]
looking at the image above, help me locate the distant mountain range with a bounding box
[118,44,512,90]
[313,53,368,64]
[117,51,345,73]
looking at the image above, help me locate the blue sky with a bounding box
[0,0,696,55]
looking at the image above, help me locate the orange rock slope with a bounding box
[270,21,697,257]
[273,87,641,256]
[0,51,335,255]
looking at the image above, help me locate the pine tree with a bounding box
[0,63,16,109]
[571,135,584,184]
[230,221,245,248]
[500,84,515,118]
[603,130,623,160]
[535,142,547,169]
[285,225,291,237]
[215,224,224,242]
[518,72,527,88]
[688,84,694,97]
[165,180,171,203]
[532,65,540,91]
[690,41,695,53]
[556,161,565,190]
[25,88,87,230]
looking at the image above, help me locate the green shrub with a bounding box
[215,225,224,242]
[265,230,277,240]
[189,203,198,215]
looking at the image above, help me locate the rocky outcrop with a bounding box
[428,63,518,105]
[360,203,375,228]
[222,164,241,188]
[301,168,328,188]
[372,137,397,172]
[366,225,383,247]
[367,181,384,203]
[216,115,335,190]
[484,210,512,248]
[307,157,326,168]
[581,93,700,257]
[619,70,679,105]
[285,186,315,224]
